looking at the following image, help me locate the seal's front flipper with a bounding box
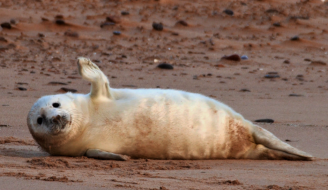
[85,149,129,161]
[77,57,114,100]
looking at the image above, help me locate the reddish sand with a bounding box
[1,0,328,189]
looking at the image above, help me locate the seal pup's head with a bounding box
[27,93,84,154]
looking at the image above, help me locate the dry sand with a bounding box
[1,0,328,189]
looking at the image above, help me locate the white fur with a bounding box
[27,58,313,160]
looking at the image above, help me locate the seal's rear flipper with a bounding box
[86,149,129,161]
[77,57,114,100]
[251,125,313,161]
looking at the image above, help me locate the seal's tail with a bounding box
[250,124,313,161]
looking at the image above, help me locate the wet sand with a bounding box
[1,0,328,189]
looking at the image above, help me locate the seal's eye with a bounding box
[52,103,60,108]
[37,117,43,125]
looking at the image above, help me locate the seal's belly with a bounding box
[94,91,251,159]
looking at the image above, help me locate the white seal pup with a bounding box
[27,58,313,161]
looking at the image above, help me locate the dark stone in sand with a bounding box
[55,19,66,25]
[289,94,303,97]
[1,22,11,29]
[176,20,188,26]
[264,72,280,78]
[240,89,250,92]
[121,11,130,15]
[223,9,234,16]
[273,22,281,27]
[18,87,27,91]
[254,119,274,123]
[222,54,241,61]
[157,63,173,70]
[64,30,79,37]
[100,22,115,28]
[48,81,68,85]
[152,22,163,31]
[113,31,121,35]
[60,87,77,93]
[106,16,120,23]
[290,36,300,41]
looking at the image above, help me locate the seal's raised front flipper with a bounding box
[249,125,313,161]
[86,149,129,161]
[77,57,114,100]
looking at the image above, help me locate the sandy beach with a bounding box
[1,0,328,189]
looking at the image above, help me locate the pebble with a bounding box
[48,81,68,85]
[283,60,290,64]
[106,16,120,23]
[289,94,303,97]
[64,30,79,37]
[222,54,241,61]
[18,87,27,91]
[240,88,250,92]
[38,33,45,38]
[10,19,16,24]
[113,31,121,35]
[100,22,115,28]
[152,22,163,31]
[121,11,130,15]
[223,9,234,16]
[1,22,11,29]
[254,119,274,123]
[55,19,66,25]
[273,22,281,27]
[264,72,280,79]
[176,20,188,26]
[240,55,248,60]
[290,36,300,41]
[0,124,11,127]
[304,58,311,62]
[310,60,326,66]
[60,87,77,93]
[157,62,173,70]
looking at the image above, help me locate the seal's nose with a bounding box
[52,115,61,124]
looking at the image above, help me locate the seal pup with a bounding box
[27,57,313,161]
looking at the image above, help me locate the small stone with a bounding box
[176,20,188,26]
[289,94,303,97]
[64,30,79,37]
[106,16,120,23]
[240,55,248,60]
[264,72,280,79]
[1,22,11,29]
[10,19,16,24]
[157,62,173,70]
[240,88,250,92]
[193,75,199,80]
[121,11,130,15]
[113,31,121,35]
[38,33,45,38]
[152,22,163,31]
[273,22,281,27]
[18,87,27,91]
[222,54,241,61]
[60,87,77,93]
[223,9,234,16]
[304,58,311,62]
[55,19,66,25]
[48,81,68,85]
[310,60,326,66]
[283,60,290,64]
[254,119,274,123]
[290,36,300,41]
[100,22,115,28]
